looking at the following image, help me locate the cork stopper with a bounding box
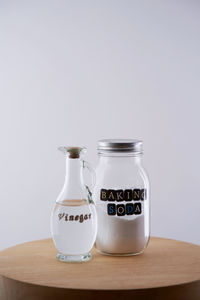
[67,147,82,159]
[58,146,86,158]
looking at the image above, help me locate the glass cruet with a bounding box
[51,146,97,262]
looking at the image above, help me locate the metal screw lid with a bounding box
[97,139,143,153]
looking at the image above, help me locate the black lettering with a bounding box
[141,189,147,200]
[116,189,124,201]
[133,202,142,215]
[58,213,65,220]
[107,203,116,215]
[133,189,141,200]
[108,189,116,201]
[117,204,125,216]
[124,189,133,201]
[100,189,107,201]
[126,203,134,215]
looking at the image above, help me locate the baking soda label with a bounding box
[100,188,146,216]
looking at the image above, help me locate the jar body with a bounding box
[94,154,150,255]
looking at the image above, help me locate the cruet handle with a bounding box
[82,160,96,191]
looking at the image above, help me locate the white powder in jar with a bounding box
[95,206,149,254]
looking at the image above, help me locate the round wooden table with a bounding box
[0,237,199,300]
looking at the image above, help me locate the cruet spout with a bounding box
[58,146,86,158]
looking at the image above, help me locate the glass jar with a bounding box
[94,139,150,256]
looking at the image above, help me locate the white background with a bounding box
[0,0,199,250]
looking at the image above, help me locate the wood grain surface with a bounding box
[0,237,199,300]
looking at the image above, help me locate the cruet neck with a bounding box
[58,146,86,188]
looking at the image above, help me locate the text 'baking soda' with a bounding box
[100,188,147,216]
